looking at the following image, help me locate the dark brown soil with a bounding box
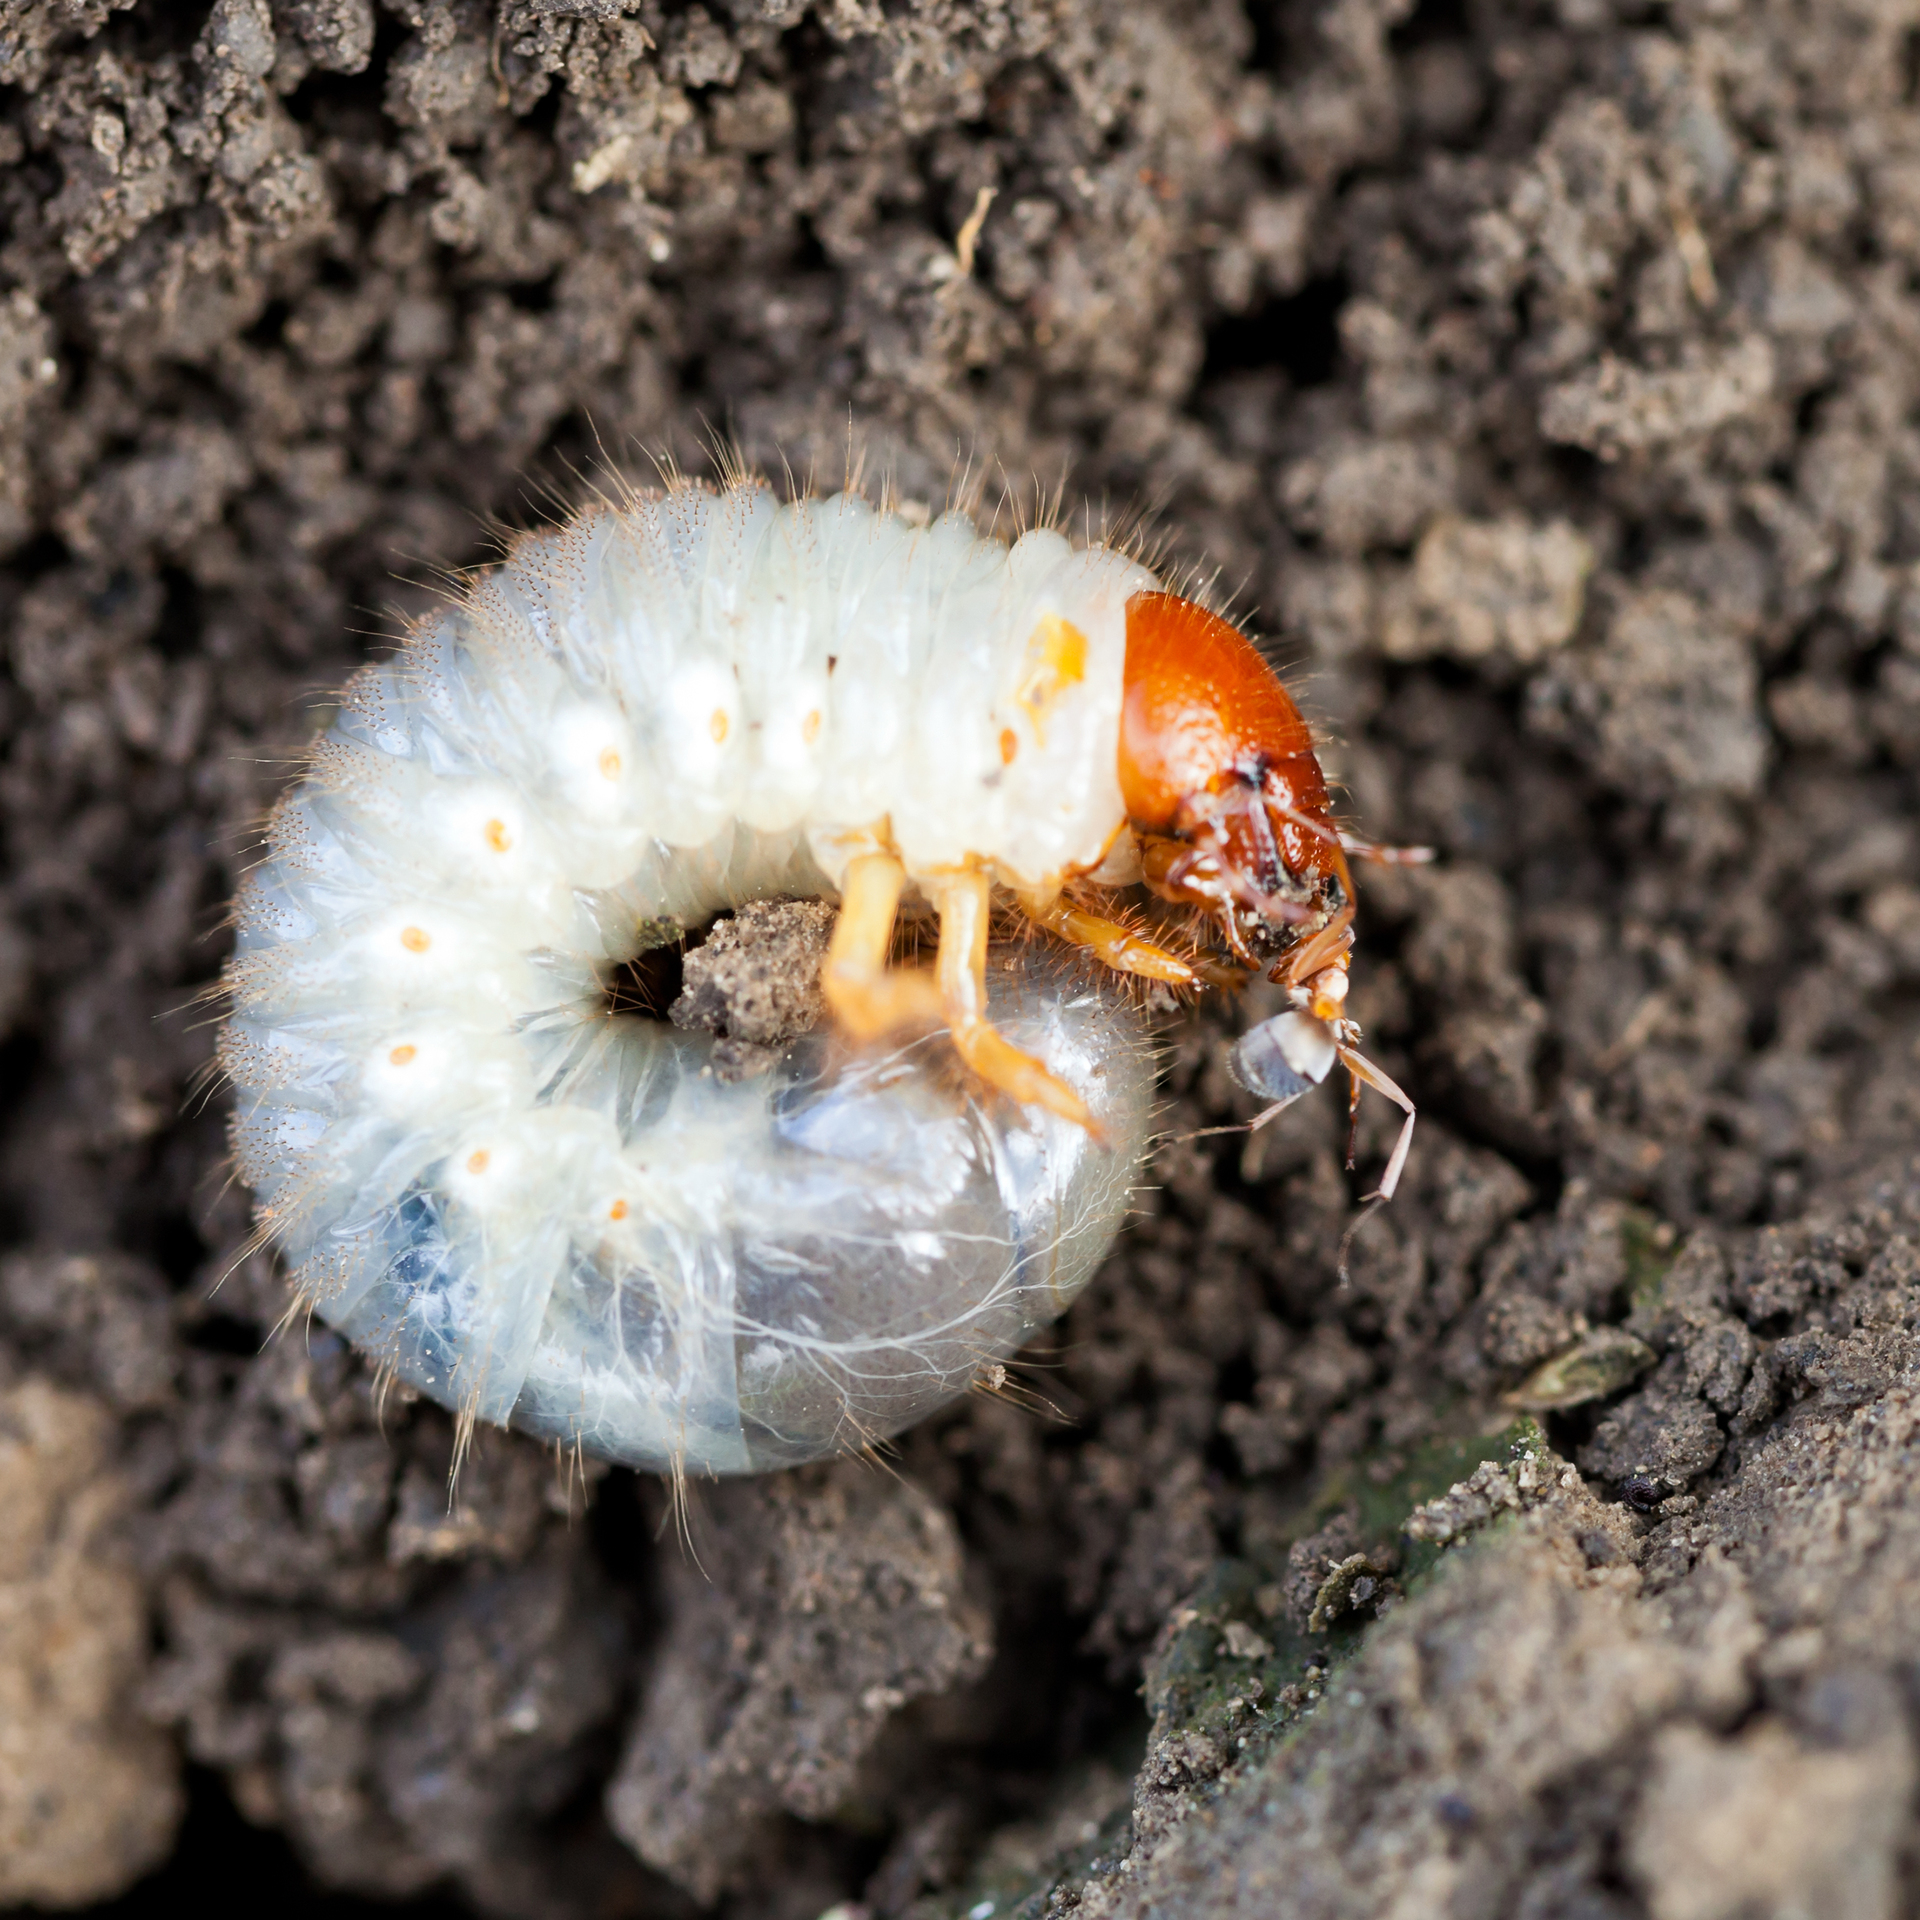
[1,2,1917,1916]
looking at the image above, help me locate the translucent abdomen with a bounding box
[322,945,1151,1474]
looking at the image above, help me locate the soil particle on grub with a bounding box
[669,897,835,1080]
[0,0,1916,1915]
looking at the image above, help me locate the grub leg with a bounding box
[935,869,1099,1135]
[822,851,944,1039]
[1022,895,1199,986]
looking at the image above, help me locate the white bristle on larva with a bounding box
[222,477,1161,1474]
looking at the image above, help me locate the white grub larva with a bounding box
[219,469,1414,1476]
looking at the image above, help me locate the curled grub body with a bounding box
[219,472,1411,1474]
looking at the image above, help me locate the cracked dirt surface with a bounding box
[0,1,1917,1915]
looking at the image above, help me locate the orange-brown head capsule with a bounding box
[1117,590,1421,1209]
[1118,591,1351,972]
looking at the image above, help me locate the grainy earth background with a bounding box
[1,0,1918,1915]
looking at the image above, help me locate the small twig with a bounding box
[954,185,997,279]
[1669,193,1717,308]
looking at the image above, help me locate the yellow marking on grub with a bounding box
[608,1198,629,1221]
[401,926,431,953]
[1015,613,1090,744]
[598,747,622,780]
[999,727,1018,765]
[388,1044,417,1066]
[709,708,729,745]
[803,709,822,745]
[465,1149,490,1176]
[484,818,511,853]
[1039,612,1087,684]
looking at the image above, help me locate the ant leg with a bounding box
[822,851,944,1039]
[1138,831,1314,973]
[1276,905,1356,987]
[1335,1043,1416,1202]
[1020,894,1200,986]
[1260,796,1429,875]
[1191,954,1254,990]
[1339,832,1435,867]
[1141,835,1316,927]
[934,869,1100,1136]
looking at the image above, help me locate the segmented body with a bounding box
[220,480,1165,1473]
